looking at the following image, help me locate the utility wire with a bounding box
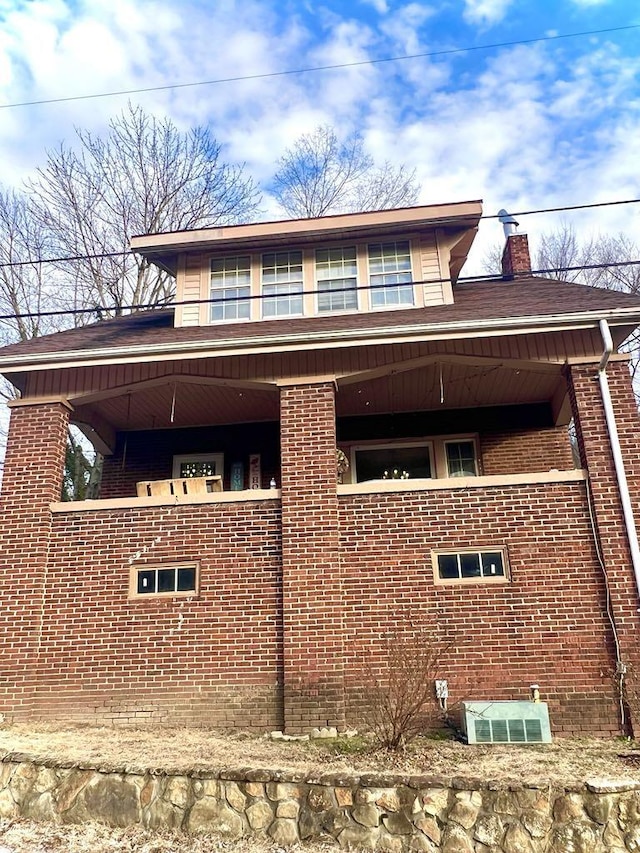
[1,196,639,270]
[1,260,639,323]
[1,24,638,110]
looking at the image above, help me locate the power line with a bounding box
[0,260,639,324]
[1,24,638,110]
[2,196,640,270]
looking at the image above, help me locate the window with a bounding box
[130,563,199,598]
[432,549,508,584]
[445,440,478,477]
[172,453,224,479]
[352,442,433,483]
[210,256,251,321]
[262,251,304,317]
[368,241,414,307]
[316,247,358,312]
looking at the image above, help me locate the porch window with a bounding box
[130,562,199,598]
[210,256,251,321]
[262,251,304,317]
[172,453,224,479]
[432,549,508,584]
[445,440,478,477]
[353,442,433,483]
[368,241,413,307]
[316,247,358,312]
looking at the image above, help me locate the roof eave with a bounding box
[1,306,638,375]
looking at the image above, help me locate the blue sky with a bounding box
[0,0,638,271]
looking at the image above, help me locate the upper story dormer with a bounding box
[130,201,482,328]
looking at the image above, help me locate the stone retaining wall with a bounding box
[1,754,640,851]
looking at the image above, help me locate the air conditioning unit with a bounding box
[462,701,552,744]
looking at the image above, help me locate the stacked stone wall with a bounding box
[1,756,640,851]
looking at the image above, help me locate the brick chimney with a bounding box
[501,232,531,278]
[497,209,531,279]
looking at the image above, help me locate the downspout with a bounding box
[598,318,640,597]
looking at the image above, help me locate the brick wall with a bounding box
[23,499,284,727]
[339,481,620,736]
[0,402,70,713]
[480,426,575,475]
[567,361,640,733]
[280,383,345,732]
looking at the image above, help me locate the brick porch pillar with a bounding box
[567,361,640,726]
[0,400,70,716]
[279,381,345,733]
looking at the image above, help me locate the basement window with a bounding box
[130,563,199,599]
[432,549,509,585]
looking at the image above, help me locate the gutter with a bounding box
[597,318,640,597]
[0,307,640,374]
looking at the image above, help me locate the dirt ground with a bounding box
[0,723,638,851]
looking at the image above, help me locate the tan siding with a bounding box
[178,253,204,327]
[417,231,445,307]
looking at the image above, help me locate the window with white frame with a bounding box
[210,256,251,321]
[172,453,224,479]
[432,549,508,584]
[352,442,433,483]
[445,439,478,477]
[368,241,414,307]
[316,247,358,312]
[262,251,304,317]
[130,562,199,598]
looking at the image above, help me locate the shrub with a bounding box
[362,620,451,750]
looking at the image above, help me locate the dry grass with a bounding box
[0,724,638,851]
[0,723,637,787]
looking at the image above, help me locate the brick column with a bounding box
[567,361,640,643]
[0,400,70,716]
[279,382,345,732]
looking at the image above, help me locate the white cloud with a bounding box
[463,0,514,26]
[359,0,389,13]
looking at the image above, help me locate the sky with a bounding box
[0,0,639,273]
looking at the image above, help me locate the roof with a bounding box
[130,201,483,275]
[1,276,639,372]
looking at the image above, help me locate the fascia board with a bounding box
[1,307,639,374]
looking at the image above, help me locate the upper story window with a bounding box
[316,247,358,313]
[349,435,479,483]
[368,241,414,308]
[445,440,478,477]
[210,256,251,322]
[262,251,304,317]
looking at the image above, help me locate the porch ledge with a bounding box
[51,489,280,513]
[338,469,587,496]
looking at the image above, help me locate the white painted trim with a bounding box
[337,469,587,495]
[2,308,639,374]
[51,489,280,513]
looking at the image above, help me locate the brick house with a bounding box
[0,200,639,736]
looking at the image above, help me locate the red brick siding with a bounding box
[26,500,283,728]
[480,426,575,475]
[567,362,640,733]
[339,482,619,736]
[280,383,345,732]
[0,402,69,712]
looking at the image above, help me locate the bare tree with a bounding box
[27,104,261,317]
[272,125,419,218]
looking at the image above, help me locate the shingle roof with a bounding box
[1,276,639,361]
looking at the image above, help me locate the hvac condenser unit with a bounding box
[462,701,552,744]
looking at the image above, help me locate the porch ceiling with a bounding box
[70,356,564,438]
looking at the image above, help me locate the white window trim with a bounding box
[347,435,479,483]
[129,561,200,599]
[172,453,224,479]
[201,235,424,323]
[431,547,510,586]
